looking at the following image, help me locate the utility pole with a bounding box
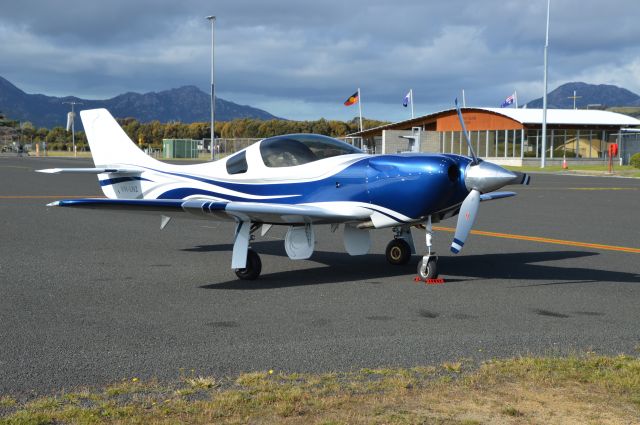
[568,90,581,109]
[206,15,216,161]
[63,101,83,158]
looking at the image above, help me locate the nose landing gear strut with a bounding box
[417,216,438,280]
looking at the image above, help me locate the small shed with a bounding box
[163,139,199,159]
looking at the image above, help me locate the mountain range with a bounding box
[0,76,280,129]
[2,76,640,129]
[525,82,640,109]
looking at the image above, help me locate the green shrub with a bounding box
[630,153,640,169]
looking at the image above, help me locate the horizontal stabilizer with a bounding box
[36,167,142,174]
[479,191,516,201]
[46,198,184,212]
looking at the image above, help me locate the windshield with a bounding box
[260,134,362,168]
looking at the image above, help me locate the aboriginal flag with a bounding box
[344,91,359,106]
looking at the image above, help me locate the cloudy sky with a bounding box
[1,0,639,121]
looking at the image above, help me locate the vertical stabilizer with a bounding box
[80,108,161,169]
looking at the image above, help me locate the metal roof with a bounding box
[481,108,640,126]
[350,108,640,137]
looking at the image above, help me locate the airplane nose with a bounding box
[464,161,518,193]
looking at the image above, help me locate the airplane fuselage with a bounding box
[98,152,472,228]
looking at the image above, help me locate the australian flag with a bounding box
[501,93,515,108]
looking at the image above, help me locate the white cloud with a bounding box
[567,58,639,95]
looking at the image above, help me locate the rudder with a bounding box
[80,108,161,169]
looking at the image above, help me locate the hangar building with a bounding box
[349,108,640,165]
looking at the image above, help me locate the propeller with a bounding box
[451,189,479,253]
[450,99,530,254]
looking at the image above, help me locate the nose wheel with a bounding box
[417,216,439,279]
[417,256,438,279]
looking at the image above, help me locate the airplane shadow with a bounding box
[193,241,640,290]
[437,251,640,287]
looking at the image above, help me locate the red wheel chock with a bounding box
[413,277,445,285]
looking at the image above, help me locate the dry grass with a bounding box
[1,354,639,424]
[32,151,93,158]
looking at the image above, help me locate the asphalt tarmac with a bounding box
[1,156,639,395]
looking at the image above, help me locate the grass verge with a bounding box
[505,164,640,178]
[30,151,93,158]
[1,354,639,424]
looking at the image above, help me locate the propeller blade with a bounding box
[509,171,531,186]
[451,189,480,254]
[454,98,479,164]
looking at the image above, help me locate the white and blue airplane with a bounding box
[38,104,529,280]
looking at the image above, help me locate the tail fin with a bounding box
[80,108,161,169]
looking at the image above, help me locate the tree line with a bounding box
[4,116,388,151]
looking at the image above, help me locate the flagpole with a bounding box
[462,89,466,107]
[514,90,518,108]
[541,0,550,168]
[357,87,363,132]
[410,89,414,119]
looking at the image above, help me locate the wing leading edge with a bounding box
[47,198,372,224]
[37,167,143,174]
[47,191,514,223]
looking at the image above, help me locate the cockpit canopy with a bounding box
[259,134,362,168]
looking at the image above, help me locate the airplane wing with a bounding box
[36,167,142,174]
[47,198,372,224]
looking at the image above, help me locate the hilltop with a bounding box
[0,76,281,129]
[526,82,640,109]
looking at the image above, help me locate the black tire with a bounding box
[235,249,262,280]
[417,257,438,279]
[385,239,411,265]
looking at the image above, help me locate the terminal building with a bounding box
[349,108,640,165]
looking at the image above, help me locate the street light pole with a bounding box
[541,0,550,168]
[206,15,216,161]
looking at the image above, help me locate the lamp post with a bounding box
[206,15,216,161]
[541,0,550,168]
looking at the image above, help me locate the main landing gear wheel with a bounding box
[417,256,438,280]
[385,239,411,265]
[235,249,262,280]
